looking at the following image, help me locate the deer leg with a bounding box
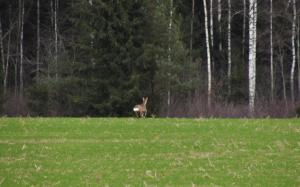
[140,111,143,118]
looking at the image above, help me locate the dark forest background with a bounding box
[0,0,300,117]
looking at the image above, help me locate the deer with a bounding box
[133,97,148,117]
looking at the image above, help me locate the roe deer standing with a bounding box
[133,97,148,117]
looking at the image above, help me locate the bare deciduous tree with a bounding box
[210,0,214,48]
[242,0,246,61]
[203,0,212,110]
[227,0,231,95]
[297,17,300,98]
[37,0,40,82]
[20,0,25,96]
[270,0,274,101]
[4,5,12,94]
[54,0,58,80]
[290,0,296,102]
[248,0,257,115]
[0,16,5,94]
[218,0,222,52]
[190,0,195,64]
[167,0,174,117]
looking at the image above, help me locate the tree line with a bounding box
[0,0,299,117]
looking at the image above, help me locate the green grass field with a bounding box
[0,118,299,186]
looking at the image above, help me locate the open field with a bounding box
[0,118,299,186]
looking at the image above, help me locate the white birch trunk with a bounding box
[54,0,58,80]
[297,17,300,98]
[20,0,24,96]
[218,0,222,52]
[167,0,174,117]
[227,0,231,95]
[290,0,296,102]
[248,0,257,115]
[190,0,195,63]
[270,0,274,101]
[37,0,40,82]
[203,0,212,110]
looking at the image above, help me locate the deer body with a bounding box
[133,97,148,117]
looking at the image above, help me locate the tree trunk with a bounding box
[15,61,18,97]
[297,16,300,100]
[242,0,246,62]
[290,0,296,102]
[89,0,95,67]
[37,0,40,82]
[54,0,58,80]
[4,5,12,94]
[49,0,54,78]
[210,0,214,48]
[0,16,5,94]
[203,0,212,111]
[248,0,257,115]
[20,0,24,96]
[167,0,174,117]
[227,0,231,95]
[279,50,287,108]
[270,0,274,102]
[210,0,214,72]
[218,0,222,52]
[189,0,195,64]
[51,0,54,28]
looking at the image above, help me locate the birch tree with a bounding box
[290,0,296,102]
[227,0,231,95]
[270,0,274,101]
[248,0,257,115]
[203,0,212,110]
[297,16,300,99]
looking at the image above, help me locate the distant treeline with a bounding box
[0,0,299,117]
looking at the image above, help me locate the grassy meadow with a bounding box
[0,118,299,186]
